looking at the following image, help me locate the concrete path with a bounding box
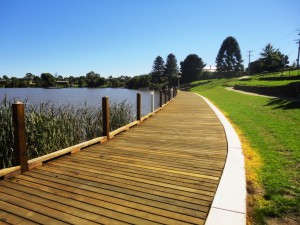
[225,87,275,98]
[196,94,246,225]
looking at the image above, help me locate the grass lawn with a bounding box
[191,79,300,224]
[227,69,300,88]
[230,79,300,87]
[259,69,300,78]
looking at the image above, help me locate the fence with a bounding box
[0,88,178,178]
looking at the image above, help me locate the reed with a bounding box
[0,98,133,169]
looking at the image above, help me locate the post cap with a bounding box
[13,101,23,104]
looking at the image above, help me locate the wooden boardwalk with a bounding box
[0,92,227,225]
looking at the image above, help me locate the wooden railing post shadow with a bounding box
[137,93,142,123]
[12,101,29,172]
[102,96,110,140]
[159,90,163,107]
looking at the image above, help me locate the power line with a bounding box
[247,50,253,75]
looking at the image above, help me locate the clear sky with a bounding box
[0,0,299,78]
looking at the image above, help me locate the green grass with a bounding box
[230,79,300,87]
[191,78,300,224]
[226,69,300,88]
[259,69,300,78]
[0,98,133,169]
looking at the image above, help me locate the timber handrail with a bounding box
[0,88,178,179]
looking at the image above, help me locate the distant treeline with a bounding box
[1,36,296,89]
[0,72,132,89]
[0,53,211,90]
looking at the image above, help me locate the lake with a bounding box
[0,88,160,115]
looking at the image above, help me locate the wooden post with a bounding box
[137,93,141,122]
[12,102,29,172]
[168,88,171,101]
[150,91,154,112]
[102,96,110,140]
[164,89,167,103]
[160,90,163,107]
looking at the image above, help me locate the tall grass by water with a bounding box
[0,97,133,169]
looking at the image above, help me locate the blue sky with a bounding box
[0,0,299,78]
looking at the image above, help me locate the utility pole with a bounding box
[295,29,300,69]
[247,50,253,76]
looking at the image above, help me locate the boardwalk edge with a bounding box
[195,93,246,225]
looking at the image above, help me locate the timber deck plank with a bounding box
[0,92,227,224]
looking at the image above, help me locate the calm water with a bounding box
[0,88,160,115]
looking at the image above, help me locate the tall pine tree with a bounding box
[216,36,244,76]
[164,53,179,77]
[151,56,165,83]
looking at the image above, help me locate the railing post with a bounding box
[150,91,154,112]
[164,89,167,103]
[12,101,29,172]
[102,96,110,140]
[160,90,163,107]
[137,93,141,122]
[168,88,171,101]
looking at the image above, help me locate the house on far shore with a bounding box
[55,80,69,87]
[203,66,217,72]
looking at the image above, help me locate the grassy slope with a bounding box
[231,79,300,87]
[191,79,300,224]
[228,70,300,87]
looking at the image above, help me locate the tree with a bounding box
[85,71,102,87]
[247,44,289,74]
[24,73,34,81]
[164,53,179,77]
[248,60,264,74]
[127,75,150,89]
[41,73,55,87]
[180,54,206,83]
[216,36,244,76]
[78,76,87,87]
[151,56,165,83]
[259,43,289,72]
[33,75,42,86]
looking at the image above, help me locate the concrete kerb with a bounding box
[194,93,246,225]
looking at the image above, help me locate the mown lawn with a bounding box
[259,69,300,78]
[227,69,300,88]
[230,79,300,87]
[191,79,300,224]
